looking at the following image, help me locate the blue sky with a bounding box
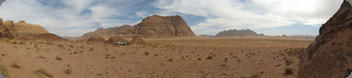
[0,0,344,36]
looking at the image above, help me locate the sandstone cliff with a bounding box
[134,15,196,38]
[298,0,352,78]
[0,18,62,40]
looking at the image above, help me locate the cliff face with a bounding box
[215,29,258,37]
[135,15,196,38]
[298,0,352,78]
[80,15,196,40]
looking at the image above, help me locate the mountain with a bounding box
[298,0,352,78]
[79,15,196,40]
[215,29,258,37]
[79,25,135,40]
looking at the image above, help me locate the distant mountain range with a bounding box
[215,29,260,37]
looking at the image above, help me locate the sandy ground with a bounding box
[0,36,313,78]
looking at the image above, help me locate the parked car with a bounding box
[115,41,128,45]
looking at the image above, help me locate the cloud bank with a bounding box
[154,0,343,35]
[0,0,344,36]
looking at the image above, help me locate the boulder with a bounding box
[298,0,352,78]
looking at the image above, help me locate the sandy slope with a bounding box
[0,37,312,78]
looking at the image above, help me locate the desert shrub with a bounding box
[284,68,293,76]
[144,52,149,56]
[249,73,261,78]
[35,69,53,77]
[64,69,72,75]
[11,62,20,69]
[57,44,64,49]
[89,48,94,51]
[11,41,17,44]
[206,56,213,60]
[56,56,62,61]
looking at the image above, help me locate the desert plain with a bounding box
[0,36,312,78]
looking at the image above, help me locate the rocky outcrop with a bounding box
[298,0,352,78]
[215,29,258,37]
[79,15,196,40]
[0,18,63,40]
[0,20,15,39]
[80,25,135,40]
[135,15,196,38]
[13,21,49,34]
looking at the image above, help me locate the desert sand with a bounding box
[0,36,312,78]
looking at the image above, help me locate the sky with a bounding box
[0,0,344,37]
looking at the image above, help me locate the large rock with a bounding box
[215,29,258,37]
[135,15,196,38]
[298,0,352,78]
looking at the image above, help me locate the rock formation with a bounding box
[134,15,196,38]
[79,15,196,40]
[298,0,352,78]
[0,20,15,39]
[80,25,135,40]
[215,29,258,37]
[0,18,63,40]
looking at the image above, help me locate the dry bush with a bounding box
[11,62,20,69]
[64,69,72,75]
[35,69,53,77]
[56,56,62,61]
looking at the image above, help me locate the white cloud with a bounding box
[0,0,135,36]
[154,0,343,35]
